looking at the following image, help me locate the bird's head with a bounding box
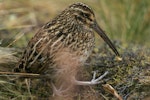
[66,2,120,56]
[68,2,95,27]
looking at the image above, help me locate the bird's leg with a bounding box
[72,71,108,85]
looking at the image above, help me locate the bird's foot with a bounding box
[73,71,108,85]
[51,83,63,96]
[51,83,71,96]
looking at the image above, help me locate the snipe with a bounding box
[14,2,120,95]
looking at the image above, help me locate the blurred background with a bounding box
[0,0,150,48]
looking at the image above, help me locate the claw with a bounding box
[92,71,97,81]
[73,71,108,85]
[51,82,63,96]
[92,71,108,83]
[51,82,72,96]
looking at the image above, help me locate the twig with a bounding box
[0,71,50,79]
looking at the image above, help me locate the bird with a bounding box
[13,2,120,96]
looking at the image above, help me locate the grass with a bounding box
[0,0,150,100]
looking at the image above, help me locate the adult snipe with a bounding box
[14,2,119,95]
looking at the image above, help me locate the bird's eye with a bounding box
[80,12,89,18]
[83,13,89,18]
[80,12,92,21]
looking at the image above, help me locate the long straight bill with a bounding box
[92,21,120,56]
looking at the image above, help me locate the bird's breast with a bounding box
[72,32,95,63]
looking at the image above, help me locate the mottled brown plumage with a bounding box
[14,3,119,94]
